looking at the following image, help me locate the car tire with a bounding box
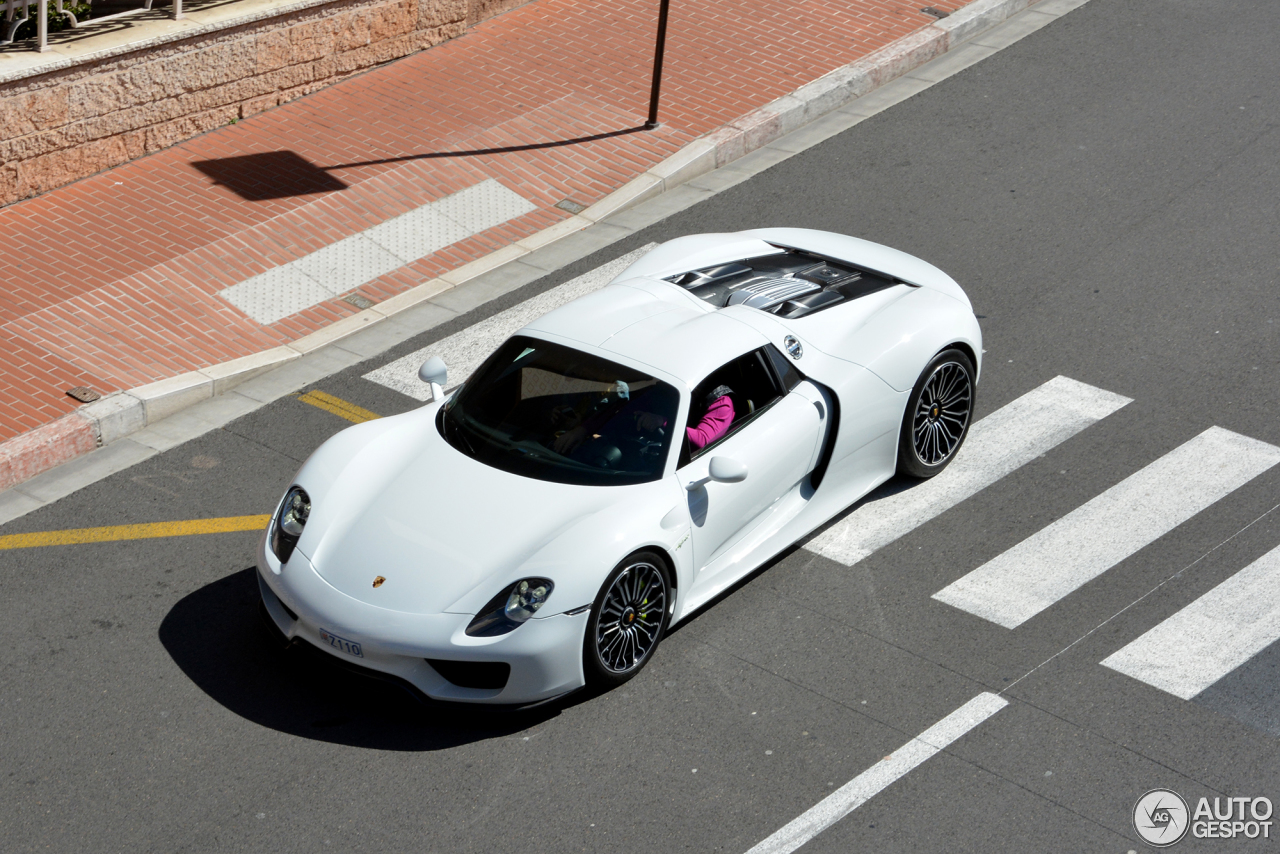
[896,348,976,479]
[583,550,671,690]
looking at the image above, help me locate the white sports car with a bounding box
[257,228,982,705]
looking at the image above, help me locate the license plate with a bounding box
[318,628,363,659]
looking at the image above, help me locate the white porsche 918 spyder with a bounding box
[257,228,982,705]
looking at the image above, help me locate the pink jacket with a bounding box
[686,395,734,450]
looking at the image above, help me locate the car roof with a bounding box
[521,277,769,386]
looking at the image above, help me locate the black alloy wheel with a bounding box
[897,348,975,478]
[583,550,671,689]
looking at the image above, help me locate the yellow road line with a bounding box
[0,515,272,550]
[297,390,381,424]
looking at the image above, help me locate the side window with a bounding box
[680,349,785,464]
[764,343,804,392]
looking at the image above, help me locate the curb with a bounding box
[0,0,1043,495]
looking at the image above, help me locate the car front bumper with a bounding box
[256,532,589,704]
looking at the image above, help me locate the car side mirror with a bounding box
[418,356,447,402]
[685,456,748,491]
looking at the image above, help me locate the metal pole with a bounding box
[645,0,671,130]
[37,0,47,51]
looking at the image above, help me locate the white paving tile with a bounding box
[363,245,655,400]
[435,179,537,234]
[364,205,471,262]
[1102,543,1280,699]
[806,376,1132,566]
[217,179,537,324]
[294,235,405,294]
[220,266,333,325]
[933,427,1280,629]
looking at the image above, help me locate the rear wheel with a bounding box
[583,550,671,689]
[897,348,975,478]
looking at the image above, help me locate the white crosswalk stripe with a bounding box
[363,245,655,400]
[933,427,1280,629]
[1101,543,1280,699]
[805,376,1131,566]
[744,692,1008,854]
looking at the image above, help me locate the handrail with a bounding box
[2,0,183,51]
[3,1,30,46]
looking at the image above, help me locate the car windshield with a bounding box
[439,336,680,486]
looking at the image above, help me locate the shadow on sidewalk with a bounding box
[191,151,350,201]
[191,126,646,201]
[159,568,570,750]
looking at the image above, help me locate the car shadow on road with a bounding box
[159,568,578,750]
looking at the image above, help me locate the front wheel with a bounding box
[897,348,975,478]
[583,551,671,689]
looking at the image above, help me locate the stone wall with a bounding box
[0,0,524,207]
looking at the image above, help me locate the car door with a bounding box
[678,347,824,579]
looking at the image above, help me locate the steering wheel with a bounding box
[623,425,665,460]
[581,441,623,469]
[550,404,579,428]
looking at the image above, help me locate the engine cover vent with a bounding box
[725,278,822,310]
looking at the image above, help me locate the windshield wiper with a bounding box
[510,439,563,463]
[442,408,478,456]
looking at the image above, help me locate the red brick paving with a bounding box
[0,0,971,442]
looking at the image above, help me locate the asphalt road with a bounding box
[3,0,1280,851]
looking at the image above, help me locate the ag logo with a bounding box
[1134,789,1190,847]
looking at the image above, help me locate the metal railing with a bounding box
[3,0,183,51]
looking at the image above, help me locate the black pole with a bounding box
[645,0,671,130]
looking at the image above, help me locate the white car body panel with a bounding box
[617,234,785,281]
[284,401,691,619]
[523,280,761,385]
[257,230,982,704]
[684,389,823,573]
[258,544,592,703]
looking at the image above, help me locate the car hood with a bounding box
[294,410,629,616]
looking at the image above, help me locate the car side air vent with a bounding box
[725,277,822,310]
[669,263,753,288]
[776,289,846,318]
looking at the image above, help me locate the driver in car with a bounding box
[633,384,735,451]
[554,384,735,456]
[551,381,651,456]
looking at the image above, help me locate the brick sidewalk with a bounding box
[0,0,971,447]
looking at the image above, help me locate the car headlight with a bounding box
[270,486,310,563]
[466,578,554,637]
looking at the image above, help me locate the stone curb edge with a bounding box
[0,0,1042,494]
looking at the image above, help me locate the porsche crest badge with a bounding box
[372,576,386,588]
